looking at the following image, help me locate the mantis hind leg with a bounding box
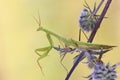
[35,34,53,74]
[60,55,68,73]
[54,45,69,73]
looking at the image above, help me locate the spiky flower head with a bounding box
[85,52,98,69]
[88,62,120,80]
[79,8,98,32]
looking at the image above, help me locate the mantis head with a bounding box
[37,26,43,31]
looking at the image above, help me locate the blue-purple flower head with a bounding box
[83,52,120,80]
[88,62,120,80]
[79,8,98,32]
[85,52,98,69]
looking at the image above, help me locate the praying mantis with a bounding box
[34,0,115,74]
[34,14,115,74]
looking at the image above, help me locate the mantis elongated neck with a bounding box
[40,27,66,40]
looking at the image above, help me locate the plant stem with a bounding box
[88,0,112,42]
[65,0,112,80]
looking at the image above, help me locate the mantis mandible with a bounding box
[34,12,115,74]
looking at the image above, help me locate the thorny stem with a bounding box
[65,0,112,80]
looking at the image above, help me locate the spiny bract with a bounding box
[79,8,98,32]
[88,62,120,80]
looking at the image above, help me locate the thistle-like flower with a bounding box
[79,8,98,32]
[88,62,120,80]
[85,52,98,69]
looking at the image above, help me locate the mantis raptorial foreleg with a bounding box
[35,33,53,74]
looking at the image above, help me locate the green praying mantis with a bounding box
[34,0,115,74]
[34,14,115,74]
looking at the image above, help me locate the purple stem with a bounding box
[65,0,112,80]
